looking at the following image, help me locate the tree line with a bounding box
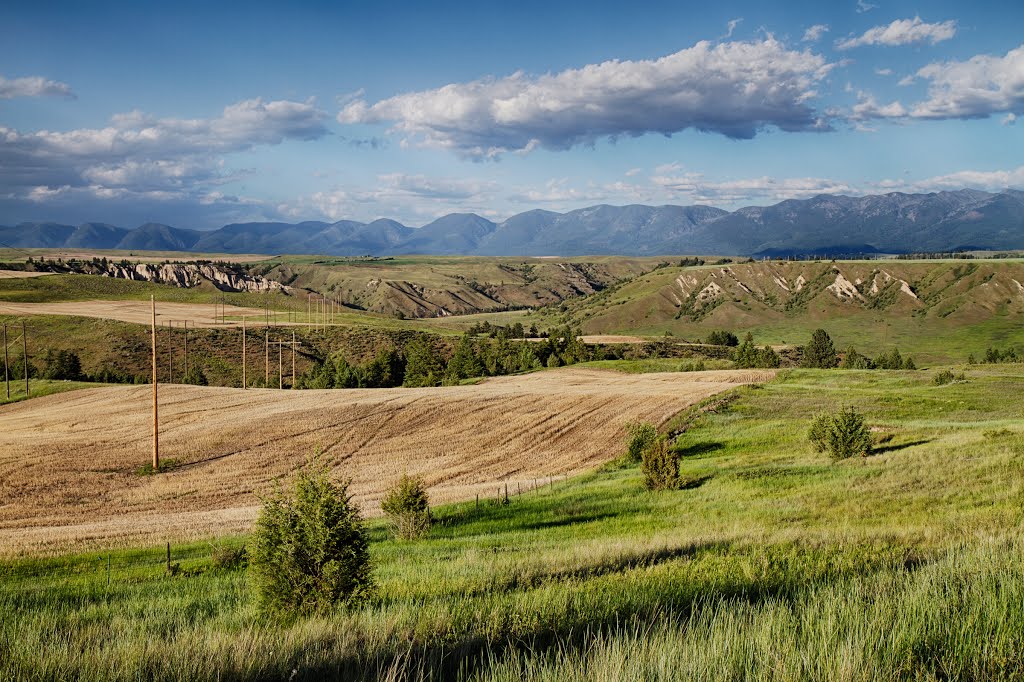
[297,326,593,390]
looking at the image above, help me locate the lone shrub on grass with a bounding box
[642,437,680,490]
[624,421,658,462]
[249,458,371,614]
[808,407,873,460]
[933,369,966,385]
[381,474,432,540]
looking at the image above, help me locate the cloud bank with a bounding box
[338,39,834,158]
[1,98,328,194]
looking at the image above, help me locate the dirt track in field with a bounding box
[0,368,773,554]
[0,270,53,279]
[0,300,270,328]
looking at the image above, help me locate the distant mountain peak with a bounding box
[3,190,1022,257]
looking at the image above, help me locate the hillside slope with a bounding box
[253,256,659,317]
[544,259,1024,360]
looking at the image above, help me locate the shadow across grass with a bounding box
[675,441,725,458]
[235,541,937,682]
[873,439,932,455]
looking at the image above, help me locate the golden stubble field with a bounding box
[0,368,772,555]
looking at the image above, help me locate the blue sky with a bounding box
[1,0,1022,229]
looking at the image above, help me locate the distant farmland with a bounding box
[0,368,769,555]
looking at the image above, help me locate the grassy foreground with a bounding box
[2,366,1023,680]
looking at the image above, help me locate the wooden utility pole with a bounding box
[241,317,247,389]
[291,331,296,386]
[167,322,172,383]
[278,342,283,389]
[3,323,9,400]
[264,331,269,385]
[183,320,188,380]
[21,321,28,397]
[151,296,160,472]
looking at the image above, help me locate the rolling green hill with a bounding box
[535,259,1024,363]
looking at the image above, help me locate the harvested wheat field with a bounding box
[0,368,772,555]
[0,300,268,328]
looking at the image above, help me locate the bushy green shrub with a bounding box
[641,437,680,490]
[678,360,706,372]
[380,474,432,540]
[210,542,247,570]
[933,370,966,385]
[249,458,372,614]
[625,421,658,462]
[808,407,873,460]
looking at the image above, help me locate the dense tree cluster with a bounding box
[838,345,916,370]
[298,327,592,390]
[705,330,739,347]
[463,321,543,339]
[972,346,1023,364]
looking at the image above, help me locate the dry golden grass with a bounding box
[0,368,770,555]
[579,335,648,344]
[0,300,268,328]
[0,270,53,279]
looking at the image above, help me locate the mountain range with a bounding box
[2,190,1023,257]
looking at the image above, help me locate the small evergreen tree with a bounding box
[808,406,873,460]
[874,348,904,370]
[757,345,781,368]
[840,346,873,369]
[733,333,759,368]
[444,334,485,384]
[641,437,680,490]
[249,458,371,613]
[801,329,838,368]
[403,338,444,387]
[380,474,432,540]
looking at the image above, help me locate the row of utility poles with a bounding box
[148,299,305,472]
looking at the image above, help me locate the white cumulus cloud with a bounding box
[803,24,829,42]
[0,75,75,99]
[909,44,1024,119]
[338,38,834,158]
[852,44,1024,122]
[836,16,957,50]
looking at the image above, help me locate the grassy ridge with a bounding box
[2,365,1022,679]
